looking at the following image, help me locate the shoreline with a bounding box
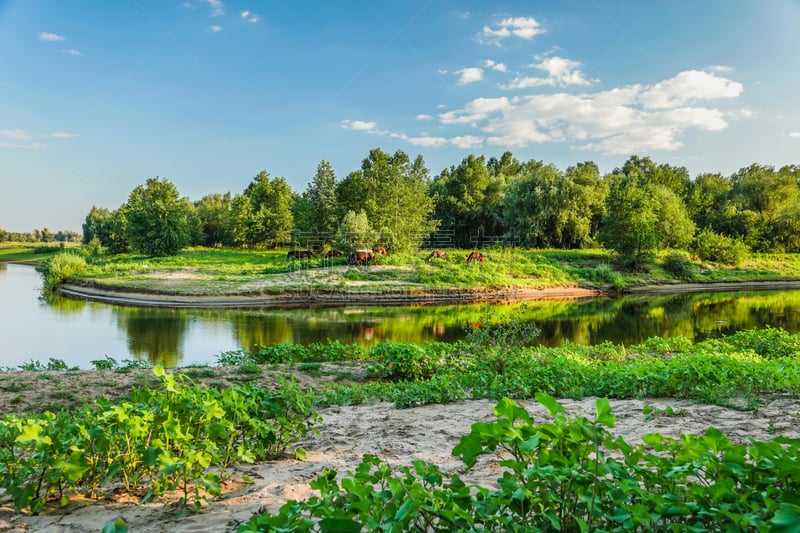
[57,278,800,309]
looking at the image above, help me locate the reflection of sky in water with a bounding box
[2,263,800,369]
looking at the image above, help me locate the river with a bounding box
[2,263,800,369]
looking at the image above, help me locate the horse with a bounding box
[287,250,314,260]
[325,250,343,258]
[426,249,446,263]
[466,250,485,262]
[372,247,387,256]
[348,249,375,265]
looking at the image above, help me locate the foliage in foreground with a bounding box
[0,367,318,513]
[240,394,800,532]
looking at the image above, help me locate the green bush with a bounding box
[661,251,695,280]
[367,342,439,381]
[692,229,749,264]
[36,251,88,290]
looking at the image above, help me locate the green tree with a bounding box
[195,193,233,246]
[686,173,732,231]
[231,171,295,247]
[335,170,368,220]
[653,186,696,249]
[105,206,130,254]
[335,210,379,251]
[125,177,190,257]
[430,154,506,247]
[599,175,660,269]
[358,148,439,251]
[82,206,113,245]
[305,160,339,241]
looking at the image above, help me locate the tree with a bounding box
[195,193,233,246]
[357,148,439,251]
[430,154,506,247]
[305,160,339,241]
[599,175,660,269]
[105,206,130,254]
[335,210,379,251]
[125,177,189,257]
[82,206,113,245]
[230,171,295,247]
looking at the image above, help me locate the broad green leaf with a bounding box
[595,397,616,428]
[319,517,361,533]
[535,392,566,416]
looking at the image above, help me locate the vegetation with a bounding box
[240,395,800,532]
[0,367,317,513]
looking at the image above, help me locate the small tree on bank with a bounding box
[335,210,379,251]
[125,177,189,257]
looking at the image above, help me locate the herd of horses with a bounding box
[286,248,485,265]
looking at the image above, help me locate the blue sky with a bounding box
[1,1,799,232]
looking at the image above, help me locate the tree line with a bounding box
[79,147,800,268]
[0,227,81,244]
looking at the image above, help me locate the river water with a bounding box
[2,263,800,369]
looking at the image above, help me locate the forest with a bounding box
[42,148,800,269]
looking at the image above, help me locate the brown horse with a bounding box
[466,250,485,263]
[372,247,387,256]
[426,249,446,263]
[348,249,375,265]
[287,250,314,260]
[325,250,343,258]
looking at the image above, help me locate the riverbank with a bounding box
[58,278,800,308]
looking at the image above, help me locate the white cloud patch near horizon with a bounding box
[457,67,484,85]
[38,32,65,42]
[481,16,544,44]
[0,129,29,140]
[417,114,432,121]
[340,120,380,133]
[790,132,800,139]
[51,132,76,138]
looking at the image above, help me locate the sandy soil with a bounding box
[1,379,798,532]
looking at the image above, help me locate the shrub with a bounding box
[36,251,88,290]
[661,251,695,280]
[368,342,438,381]
[692,229,749,264]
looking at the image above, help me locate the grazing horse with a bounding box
[325,250,343,258]
[426,249,446,263]
[348,249,375,265]
[372,247,387,256]
[466,250,485,263]
[287,250,314,260]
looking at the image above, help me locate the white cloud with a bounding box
[484,59,507,72]
[504,56,593,89]
[408,136,448,147]
[340,119,379,133]
[417,114,432,121]
[241,10,250,17]
[38,32,65,42]
[61,49,83,57]
[457,67,483,85]
[438,68,747,154]
[240,11,258,23]
[638,69,742,109]
[0,129,29,140]
[51,131,76,138]
[790,132,800,139]
[209,25,222,32]
[481,16,544,44]
[202,0,224,16]
[248,16,259,23]
[706,65,733,73]
[451,135,484,149]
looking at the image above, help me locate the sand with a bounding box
[2,393,799,533]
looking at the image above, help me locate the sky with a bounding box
[1,1,799,233]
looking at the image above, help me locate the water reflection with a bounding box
[2,262,800,369]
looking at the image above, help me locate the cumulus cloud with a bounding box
[241,10,258,22]
[417,114,432,121]
[439,68,746,154]
[504,56,593,89]
[38,32,65,42]
[340,119,379,133]
[209,25,222,32]
[790,132,800,139]
[484,59,507,72]
[457,67,484,85]
[481,16,544,44]
[61,49,83,57]
[451,135,484,149]
[51,131,76,138]
[407,136,448,147]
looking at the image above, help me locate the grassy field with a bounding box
[6,243,800,295]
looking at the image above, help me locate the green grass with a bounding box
[22,245,800,295]
[0,243,73,263]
